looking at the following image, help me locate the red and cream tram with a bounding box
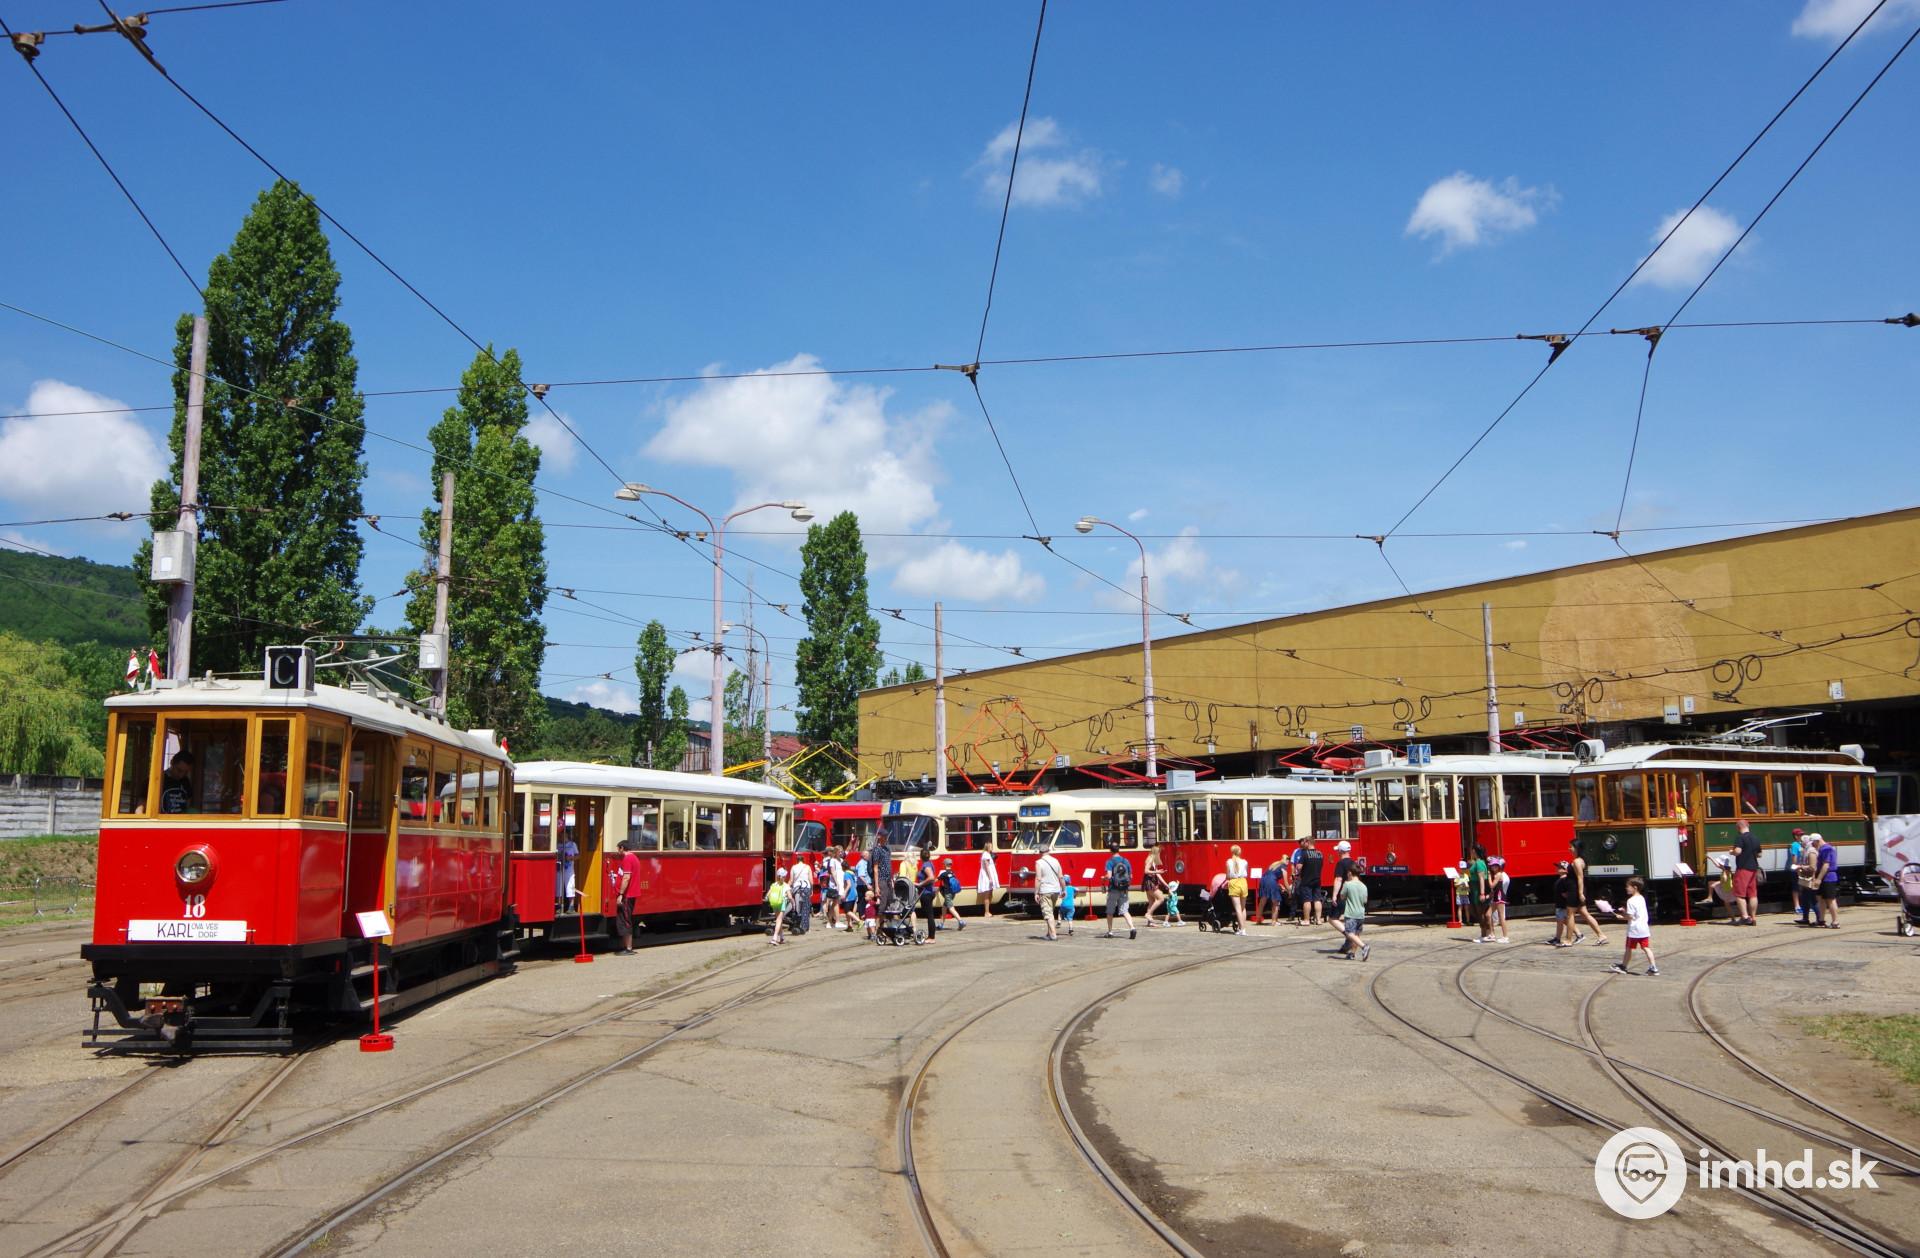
[508,762,794,941]
[1354,748,1576,911]
[1155,774,1359,891]
[1005,789,1157,911]
[84,664,514,1050]
[871,794,1025,909]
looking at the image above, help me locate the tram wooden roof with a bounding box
[512,760,794,802]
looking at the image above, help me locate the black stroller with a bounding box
[1195,874,1238,933]
[877,874,919,946]
[1896,862,1920,938]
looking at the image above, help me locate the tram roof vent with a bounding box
[1840,743,1866,764]
[1362,749,1395,770]
[1575,738,1606,763]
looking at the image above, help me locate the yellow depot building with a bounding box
[858,509,1920,788]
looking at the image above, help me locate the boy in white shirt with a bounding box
[1610,876,1659,976]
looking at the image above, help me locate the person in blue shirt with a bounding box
[1101,840,1137,940]
[1813,833,1841,928]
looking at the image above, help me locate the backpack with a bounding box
[1108,856,1132,892]
[940,871,961,896]
[766,882,786,910]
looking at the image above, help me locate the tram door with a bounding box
[558,795,605,914]
[344,733,398,933]
[1460,776,1499,862]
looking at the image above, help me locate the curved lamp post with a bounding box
[1075,515,1157,780]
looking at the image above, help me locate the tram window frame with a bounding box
[1770,773,1800,816]
[1645,771,1689,821]
[1373,780,1406,823]
[1166,800,1193,842]
[948,815,989,851]
[398,744,433,826]
[833,817,878,849]
[1737,772,1768,816]
[724,803,751,851]
[1050,820,1086,849]
[1574,776,1600,822]
[659,799,693,850]
[110,714,157,817]
[429,751,457,827]
[1704,770,1736,819]
[1617,772,1646,823]
[694,803,723,850]
[1428,776,1456,823]
[1502,775,1539,820]
[1473,777,1499,822]
[346,734,384,827]
[299,719,346,822]
[1801,773,1830,817]
[764,806,785,850]
[627,797,662,850]
[1099,810,1143,849]
[1310,800,1345,841]
[156,714,251,817]
[454,757,477,828]
[1539,776,1573,819]
[255,717,292,818]
[1246,800,1269,843]
[1833,774,1861,815]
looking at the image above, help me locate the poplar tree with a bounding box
[139,180,370,673]
[631,619,675,766]
[656,686,691,770]
[794,511,881,764]
[404,347,548,748]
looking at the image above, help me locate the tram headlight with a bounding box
[175,848,212,885]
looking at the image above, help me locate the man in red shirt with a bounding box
[610,839,644,954]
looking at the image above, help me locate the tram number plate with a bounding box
[1585,864,1635,876]
[128,919,248,942]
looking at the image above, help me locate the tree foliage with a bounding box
[403,346,548,748]
[723,669,765,779]
[518,695,637,763]
[656,686,691,771]
[139,180,370,674]
[0,551,146,647]
[0,633,109,776]
[794,512,881,773]
[880,661,928,687]
[631,620,676,767]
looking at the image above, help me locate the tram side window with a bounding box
[1617,773,1645,822]
[947,816,987,851]
[694,804,723,850]
[113,715,156,816]
[1801,773,1830,817]
[1427,777,1455,822]
[1311,800,1345,841]
[1833,775,1860,814]
[256,718,291,817]
[1052,820,1085,848]
[1737,773,1767,816]
[724,803,751,851]
[1374,781,1405,823]
[1166,801,1192,843]
[1209,800,1244,845]
[160,718,249,815]
[1246,801,1269,843]
[399,747,431,824]
[661,799,693,850]
[476,766,498,829]
[1770,773,1799,816]
[430,753,456,825]
[1473,778,1498,822]
[1538,775,1573,819]
[1704,770,1736,819]
[764,807,785,849]
[628,798,661,850]
[1503,775,1539,820]
[347,738,384,826]
[456,758,478,827]
[530,794,554,851]
[995,815,1020,849]
[834,817,878,848]
[1574,777,1600,822]
[1645,772,1690,821]
[1097,811,1142,848]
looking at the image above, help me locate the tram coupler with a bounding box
[84,981,293,1054]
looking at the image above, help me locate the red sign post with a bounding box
[355,910,395,1052]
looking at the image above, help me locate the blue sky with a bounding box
[3,0,1916,724]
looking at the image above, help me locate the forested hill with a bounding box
[0,548,146,647]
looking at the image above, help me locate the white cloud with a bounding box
[1503,539,1528,551]
[893,541,1044,603]
[565,679,638,715]
[1093,526,1238,609]
[1791,0,1920,37]
[0,380,165,516]
[525,410,580,474]
[1149,163,1184,198]
[1631,205,1743,289]
[972,116,1103,208]
[1126,507,1150,523]
[1405,172,1552,253]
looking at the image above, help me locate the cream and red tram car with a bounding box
[508,762,794,940]
[1004,789,1157,911]
[870,794,1025,909]
[85,669,514,1050]
[1155,775,1358,892]
[1353,748,1576,912]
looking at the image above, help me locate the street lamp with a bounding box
[617,482,811,774]
[1076,515,1158,780]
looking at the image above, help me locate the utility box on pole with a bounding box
[149,530,195,584]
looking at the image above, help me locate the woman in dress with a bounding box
[975,838,1002,918]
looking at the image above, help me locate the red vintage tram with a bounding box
[793,800,884,856]
[1353,748,1576,912]
[84,663,515,1050]
[507,762,795,940]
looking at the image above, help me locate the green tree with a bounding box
[139,180,371,673]
[722,669,765,779]
[631,620,676,766]
[879,661,928,688]
[0,633,108,776]
[59,642,128,762]
[656,686,691,771]
[794,511,881,782]
[403,346,548,748]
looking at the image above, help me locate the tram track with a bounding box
[1368,923,1911,1258]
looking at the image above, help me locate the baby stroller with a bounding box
[1196,873,1236,933]
[877,874,919,946]
[1896,863,1920,938]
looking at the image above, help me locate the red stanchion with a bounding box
[359,943,393,1053]
[1445,875,1464,929]
[1677,875,1700,927]
[574,903,594,963]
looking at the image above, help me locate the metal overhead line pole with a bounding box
[1483,600,1500,753]
[430,471,454,715]
[935,601,947,794]
[166,314,207,682]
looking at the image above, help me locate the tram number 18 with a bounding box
[182,894,207,919]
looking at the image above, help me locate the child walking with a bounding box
[1610,876,1659,976]
[1059,877,1078,936]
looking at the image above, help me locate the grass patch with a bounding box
[0,835,96,931]
[1803,1013,1920,1111]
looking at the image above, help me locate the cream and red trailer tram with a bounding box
[870,794,1024,909]
[1156,775,1358,892]
[508,762,793,942]
[1354,748,1576,913]
[84,669,514,1051]
[1570,738,1874,913]
[1006,789,1157,911]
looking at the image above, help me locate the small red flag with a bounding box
[146,647,162,682]
[125,649,140,689]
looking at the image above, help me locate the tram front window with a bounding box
[113,716,156,815]
[1372,781,1406,822]
[1025,820,1084,849]
[877,815,931,851]
[159,718,248,815]
[795,820,828,853]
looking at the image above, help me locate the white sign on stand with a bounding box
[356,910,392,940]
[1440,866,1458,882]
[1672,862,1694,879]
